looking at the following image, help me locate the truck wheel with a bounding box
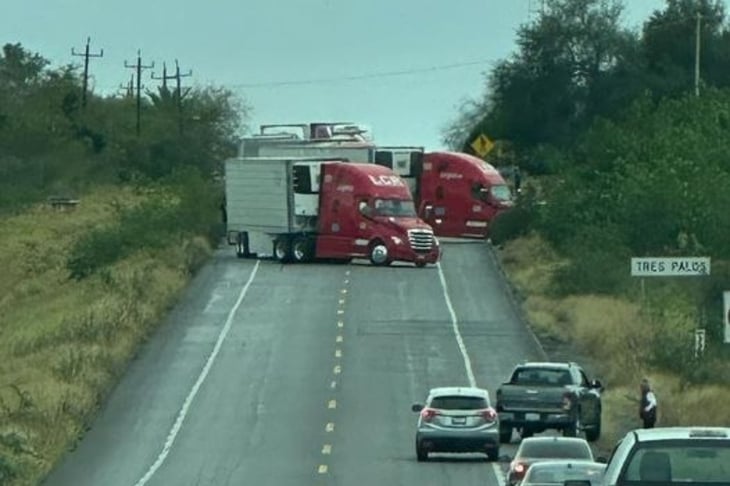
[415,261,427,268]
[416,445,428,462]
[563,417,581,438]
[369,240,390,266]
[499,426,512,444]
[236,232,250,258]
[292,236,313,263]
[585,421,601,442]
[274,237,291,263]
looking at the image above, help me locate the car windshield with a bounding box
[519,441,593,460]
[429,395,489,410]
[524,463,605,485]
[372,198,417,217]
[621,441,730,484]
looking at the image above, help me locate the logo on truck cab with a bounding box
[368,175,405,187]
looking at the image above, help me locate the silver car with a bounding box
[411,386,500,462]
[520,460,606,486]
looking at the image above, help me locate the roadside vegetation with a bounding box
[444,0,730,450]
[0,43,246,485]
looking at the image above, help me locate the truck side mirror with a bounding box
[358,201,372,218]
[591,379,604,390]
[411,403,423,412]
[423,204,433,217]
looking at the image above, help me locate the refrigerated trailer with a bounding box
[224,156,440,267]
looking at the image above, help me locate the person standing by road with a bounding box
[639,378,658,428]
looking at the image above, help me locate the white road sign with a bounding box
[630,257,711,277]
[722,290,730,343]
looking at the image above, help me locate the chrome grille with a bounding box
[408,229,434,252]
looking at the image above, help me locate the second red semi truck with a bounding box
[239,122,514,238]
[225,156,441,267]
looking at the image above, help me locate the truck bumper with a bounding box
[498,411,573,429]
[390,246,440,265]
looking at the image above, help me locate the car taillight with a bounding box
[512,462,526,474]
[481,407,497,422]
[420,407,437,422]
[562,392,573,411]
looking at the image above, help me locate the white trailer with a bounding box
[225,156,342,258]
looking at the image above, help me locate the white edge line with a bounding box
[133,260,261,486]
[436,262,476,388]
[492,462,507,486]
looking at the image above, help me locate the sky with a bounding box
[3,0,671,151]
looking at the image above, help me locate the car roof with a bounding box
[526,460,604,469]
[632,426,730,442]
[520,437,589,445]
[517,362,576,369]
[427,386,490,398]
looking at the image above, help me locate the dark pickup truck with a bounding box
[496,361,603,443]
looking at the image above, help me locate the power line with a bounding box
[228,59,493,88]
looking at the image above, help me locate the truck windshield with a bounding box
[373,199,417,217]
[490,184,513,202]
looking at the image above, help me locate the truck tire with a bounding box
[499,425,512,444]
[415,261,427,268]
[585,421,601,442]
[291,236,313,263]
[369,240,390,266]
[274,237,291,263]
[236,232,251,258]
[563,416,581,438]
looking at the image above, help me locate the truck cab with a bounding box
[416,151,513,238]
[316,163,440,267]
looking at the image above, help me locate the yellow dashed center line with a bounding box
[318,465,328,474]
[328,399,337,409]
[326,422,335,432]
[322,444,332,455]
[335,349,342,358]
[336,335,343,343]
[334,365,341,374]
[330,380,337,389]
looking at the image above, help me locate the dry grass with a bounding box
[496,233,730,452]
[0,188,211,485]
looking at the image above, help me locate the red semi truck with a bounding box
[224,155,440,267]
[239,125,514,238]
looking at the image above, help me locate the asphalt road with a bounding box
[43,240,550,486]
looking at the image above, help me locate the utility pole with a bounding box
[695,12,702,97]
[151,61,175,93]
[71,37,104,108]
[117,74,134,99]
[172,60,193,134]
[124,50,154,136]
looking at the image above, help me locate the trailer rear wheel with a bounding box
[236,232,251,258]
[274,237,291,263]
[292,236,313,263]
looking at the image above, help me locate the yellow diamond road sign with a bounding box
[471,133,494,157]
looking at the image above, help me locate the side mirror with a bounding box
[423,204,433,217]
[596,456,608,464]
[591,379,604,390]
[358,201,372,218]
[411,403,423,413]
